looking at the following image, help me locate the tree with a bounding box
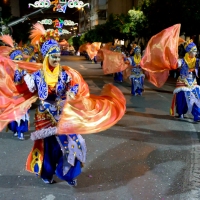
[141,0,200,42]
[83,14,128,43]
[122,9,147,39]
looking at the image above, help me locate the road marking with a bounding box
[42,194,56,200]
[79,65,87,70]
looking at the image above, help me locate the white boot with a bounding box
[18,133,25,140]
[13,132,18,137]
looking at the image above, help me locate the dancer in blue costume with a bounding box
[8,50,29,140]
[113,46,124,83]
[170,40,200,121]
[114,52,127,83]
[128,45,145,96]
[0,36,29,140]
[25,25,86,186]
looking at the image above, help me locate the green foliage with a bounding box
[82,13,129,43]
[80,11,147,44]
[68,36,73,46]
[71,36,82,50]
[122,9,147,38]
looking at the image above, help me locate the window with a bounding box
[99,0,106,5]
[98,10,107,20]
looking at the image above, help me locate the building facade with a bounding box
[10,0,20,17]
[79,0,144,33]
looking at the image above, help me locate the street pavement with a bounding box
[0,56,200,200]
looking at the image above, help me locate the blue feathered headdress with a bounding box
[10,49,23,60]
[41,39,60,57]
[184,40,197,53]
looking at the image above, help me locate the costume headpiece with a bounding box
[184,39,197,53]
[29,23,60,57]
[23,45,35,56]
[114,46,121,52]
[134,45,141,54]
[29,45,34,52]
[0,35,23,60]
[23,46,30,55]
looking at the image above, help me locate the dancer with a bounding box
[0,35,29,140]
[23,27,85,186]
[23,45,37,62]
[17,24,125,186]
[129,45,145,96]
[170,40,200,121]
[0,24,125,186]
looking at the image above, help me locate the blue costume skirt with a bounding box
[114,72,123,82]
[176,91,200,121]
[175,91,188,115]
[131,77,144,95]
[41,135,81,182]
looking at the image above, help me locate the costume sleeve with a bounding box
[177,59,182,68]
[24,73,36,93]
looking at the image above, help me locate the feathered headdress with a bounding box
[184,39,197,53]
[0,35,23,60]
[29,23,60,57]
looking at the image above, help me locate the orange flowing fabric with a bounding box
[0,57,126,134]
[0,56,39,131]
[78,43,91,53]
[59,39,68,46]
[140,24,181,87]
[101,49,129,74]
[101,42,113,50]
[57,83,126,134]
[0,46,12,58]
[85,42,101,60]
[62,66,90,98]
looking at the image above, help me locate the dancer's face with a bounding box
[14,55,23,61]
[135,51,141,57]
[48,53,61,67]
[189,51,197,58]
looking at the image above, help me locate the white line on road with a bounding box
[42,194,56,200]
[79,65,87,70]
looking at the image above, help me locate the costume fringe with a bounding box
[30,126,57,140]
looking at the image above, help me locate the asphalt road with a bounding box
[0,56,200,200]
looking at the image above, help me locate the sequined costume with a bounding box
[128,46,145,96]
[8,67,29,140]
[170,40,200,121]
[0,35,29,140]
[0,24,126,186]
[23,24,126,185]
[25,65,86,185]
[23,29,86,185]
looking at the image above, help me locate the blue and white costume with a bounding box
[128,46,145,96]
[171,40,200,121]
[7,49,29,140]
[25,38,87,186]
